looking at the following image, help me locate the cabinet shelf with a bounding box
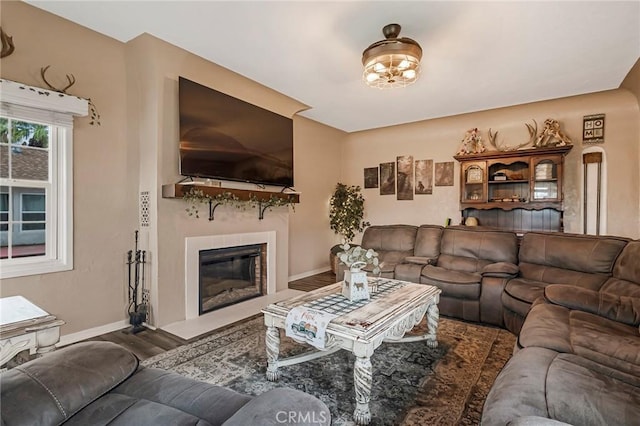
[488,179,528,184]
[461,201,563,211]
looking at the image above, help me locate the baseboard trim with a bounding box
[57,319,129,348]
[288,266,331,282]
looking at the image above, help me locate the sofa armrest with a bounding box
[481,262,519,278]
[544,284,640,326]
[403,256,436,265]
[0,341,138,426]
[222,388,331,426]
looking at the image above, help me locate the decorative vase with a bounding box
[342,263,370,302]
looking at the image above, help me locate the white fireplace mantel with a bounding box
[185,231,277,320]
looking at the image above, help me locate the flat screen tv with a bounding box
[179,77,294,187]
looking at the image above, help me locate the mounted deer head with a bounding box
[40,65,76,94]
[0,27,15,58]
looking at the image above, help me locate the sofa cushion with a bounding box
[569,310,640,377]
[361,224,417,253]
[422,265,481,284]
[413,225,443,258]
[503,279,547,308]
[612,240,640,283]
[519,300,640,378]
[544,285,640,326]
[64,393,214,426]
[403,256,434,265]
[482,347,640,426]
[421,266,481,299]
[481,261,519,277]
[112,367,252,426]
[222,388,331,426]
[518,232,628,276]
[518,302,572,353]
[518,262,609,291]
[437,253,490,273]
[440,227,519,265]
[482,347,558,425]
[600,278,640,298]
[545,353,640,425]
[0,341,138,426]
[599,240,640,298]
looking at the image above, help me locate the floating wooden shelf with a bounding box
[162,183,300,204]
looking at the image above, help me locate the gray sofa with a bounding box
[0,341,331,426]
[501,231,629,334]
[338,224,640,425]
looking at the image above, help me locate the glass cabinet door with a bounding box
[532,156,562,201]
[461,162,486,203]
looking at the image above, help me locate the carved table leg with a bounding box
[34,325,62,356]
[426,303,439,349]
[353,355,373,425]
[265,326,281,381]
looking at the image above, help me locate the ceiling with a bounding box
[27,1,640,133]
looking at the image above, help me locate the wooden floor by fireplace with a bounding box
[83,271,336,360]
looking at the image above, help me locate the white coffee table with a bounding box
[0,296,65,366]
[262,278,440,425]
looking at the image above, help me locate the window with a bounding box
[0,79,86,279]
[0,192,8,232]
[21,193,46,231]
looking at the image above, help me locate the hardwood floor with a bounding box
[84,271,335,360]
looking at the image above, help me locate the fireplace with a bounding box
[185,231,277,320]
[199,244,266,314]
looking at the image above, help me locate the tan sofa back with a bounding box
[437,227,519,273]
[600,240,640,297]
[518,232,629,291]
[413,225,444,258]
[361,224,417,265]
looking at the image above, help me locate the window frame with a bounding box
[0,79,86,279]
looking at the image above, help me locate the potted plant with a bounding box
[329,183,370,273]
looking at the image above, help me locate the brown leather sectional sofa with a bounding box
[338,224,640,425]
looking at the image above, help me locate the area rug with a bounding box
[142,315,515,425]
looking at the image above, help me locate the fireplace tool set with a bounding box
[126,230,147,333]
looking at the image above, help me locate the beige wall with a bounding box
[123,34,343,327]
[0,1,136,334]
[0,3,341,334]
[344,89,640,240]
[289,117,346,278]
[1,2,638,337]
[620,57,640,235]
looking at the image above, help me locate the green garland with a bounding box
[183,187,295,219]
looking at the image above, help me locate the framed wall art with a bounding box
[415,159,433,194]
[435,161,454,186]
[397,155,414,200]
[364,167,379,188]
[583,113,605,144]
[379,162,396,195]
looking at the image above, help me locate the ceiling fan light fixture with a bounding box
[362,23,422,89]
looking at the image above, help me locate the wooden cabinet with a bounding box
[454,146,572,233]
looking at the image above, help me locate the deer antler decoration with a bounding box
[487,123,535,152]
[0,27,15,58]
[40,65,76,94]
